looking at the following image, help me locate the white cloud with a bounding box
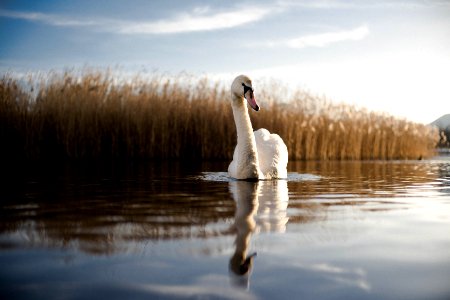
[277,0,450,10]
[0,9,100,27]
[118,7,270,34]
[254,25,370,49]
[286,25,369,48]
[0,6,271,34]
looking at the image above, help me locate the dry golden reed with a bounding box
[0,71,439,161]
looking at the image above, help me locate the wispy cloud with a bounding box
[277,0,450,10]
[118,6,271,34]
[261,25,369,49]
[286,25,369,48]
[0,9,101,27]
[0,6,271,34]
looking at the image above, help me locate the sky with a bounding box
[1,0,449,124]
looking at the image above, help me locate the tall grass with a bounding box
[0,71,439,161]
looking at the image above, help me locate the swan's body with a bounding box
[228,75,288,180]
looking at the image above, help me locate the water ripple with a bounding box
[195,172,321,182]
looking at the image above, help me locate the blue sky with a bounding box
[1,0,449,123]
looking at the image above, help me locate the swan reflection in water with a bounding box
[229,179,289,288]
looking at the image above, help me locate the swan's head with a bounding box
[231,75,260,111]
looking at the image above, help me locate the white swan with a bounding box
[228,75,288,180]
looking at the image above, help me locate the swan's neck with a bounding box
[231,95,261,177]
[232,97,255,147]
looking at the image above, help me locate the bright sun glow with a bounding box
[249,50,450,124]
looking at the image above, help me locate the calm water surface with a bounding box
[1,158,450,300]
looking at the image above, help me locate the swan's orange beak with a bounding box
[245,91,260,111]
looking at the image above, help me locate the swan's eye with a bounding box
[242,83,253,95]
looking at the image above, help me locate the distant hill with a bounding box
[431,114,450,148]
[430,114,450,129]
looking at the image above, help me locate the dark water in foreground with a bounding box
[1,159,450,300]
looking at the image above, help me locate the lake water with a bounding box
[1,158,450,300]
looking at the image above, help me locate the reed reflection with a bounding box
[0,160,446,256]
[228,180,289,288]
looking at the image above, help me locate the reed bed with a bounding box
[0,71,439,161]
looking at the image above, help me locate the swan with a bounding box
[228,75,288,180]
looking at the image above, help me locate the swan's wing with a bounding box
[254,129,288,179]
[228,146,238,178]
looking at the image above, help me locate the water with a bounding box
[1,159,450,300]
